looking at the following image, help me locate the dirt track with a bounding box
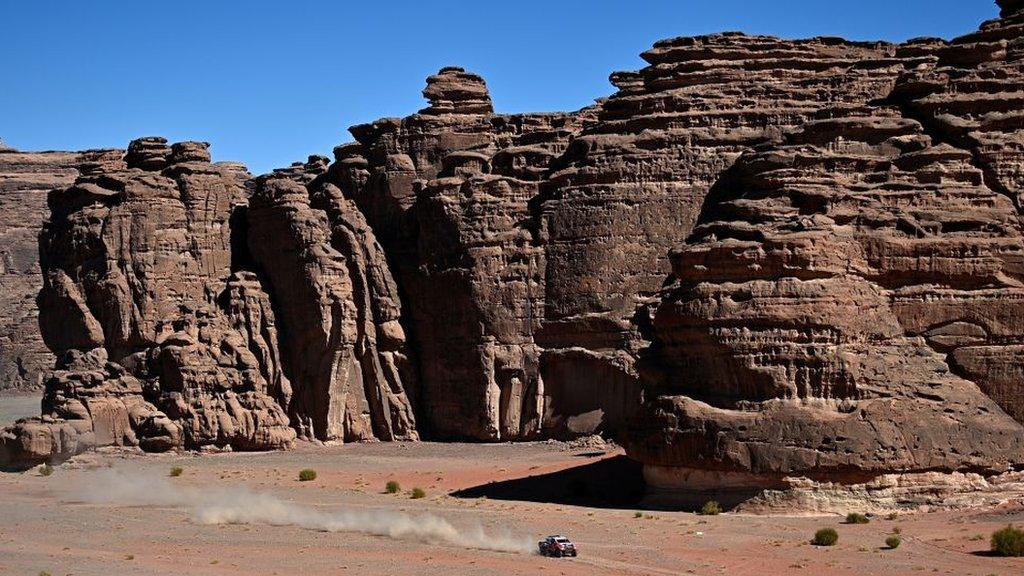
[1,441,1023,576]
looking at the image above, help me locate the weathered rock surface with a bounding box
[5,3,1024,501]
[887,1,1024,423]
[629,3,1024,495]
[247,162,418,443]
[2,138,295,466]
[0,146,115,393]
[325,67,609,440]
[533,34,942,444]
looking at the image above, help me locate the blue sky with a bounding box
[0,1,1000,174]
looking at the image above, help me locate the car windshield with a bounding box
[554,538,570,543]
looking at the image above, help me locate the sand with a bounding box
[1,441,1023,576]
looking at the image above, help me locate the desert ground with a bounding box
[1,434,1023,576]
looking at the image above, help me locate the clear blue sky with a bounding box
[0,1,1000,174]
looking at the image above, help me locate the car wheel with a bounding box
[571,551,577,557]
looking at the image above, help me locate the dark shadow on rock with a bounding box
[450,455,647,510]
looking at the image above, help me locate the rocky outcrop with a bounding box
[628,3,1024,499]
[2,138,295,466]
[0,146,113,393]
[247,162,418,443]
[5,3,1024,503]
[325,67,606,440]
[887,1,1024,423]
[532,34,945,447]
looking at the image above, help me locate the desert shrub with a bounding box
[991,525,1024,557]
[845,512,870,524]
[411,487,426,499]
[886,512,899,521]
[169,466,183,477]
[39,463,53,477]
[885,535,901,549]
[812,528,839,546]
[385,480,401,494]
[699,501,722,516]
[634,511,643,518]
[39,572,52,576]
[298,469,317,482]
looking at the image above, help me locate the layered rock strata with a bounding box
[323,67,609,440]
[2,138,296,467]
[0,146,112,392]
[629,1,1024,499]
[247,161,418,443]
[888,1,1024,422]
[4,3,1024,502]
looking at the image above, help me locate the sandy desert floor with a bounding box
[2,440,1024,576]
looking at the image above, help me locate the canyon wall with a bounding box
[630,0,1024,496]
[4,1,1023,502]
[0,145,110,392]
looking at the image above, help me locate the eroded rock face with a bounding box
[629,9,1024,493]
[326,67,606,440]
[528,34,947,448]
[0,146,116,393]
[886,2,1024,423]
[2,138,295,466]
[247,163,418,443]
[5,4,1024,495]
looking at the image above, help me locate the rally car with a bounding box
[538,535,577,557]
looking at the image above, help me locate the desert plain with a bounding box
[2,422,1024,576]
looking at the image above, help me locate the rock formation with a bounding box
[247,160,418,443]
[4,1,1024,509]
[325,67,609,440]
[628,1,1024,499]
[0,146,111,392]
[2,138,296,467]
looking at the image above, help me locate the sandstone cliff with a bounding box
[2,139,296,467]
[0,146,110,393]
[4,1,1024,504]
[629,1,1024,496]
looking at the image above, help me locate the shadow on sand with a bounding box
[450,454,647,509]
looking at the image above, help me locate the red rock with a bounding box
[0,146,119,393]
[4,8,1024,501]
[247,167,418,443]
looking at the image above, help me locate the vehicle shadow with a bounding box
[450,454,646,509]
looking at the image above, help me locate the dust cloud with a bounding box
[66,467,534,554]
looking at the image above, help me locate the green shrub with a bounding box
[812,528,839,546]
[699,501,722,516]
[385,480,401,494]
[39,463,53,477]
[411,487,426,499]
[634,511,643,518]
[991,525,1024,557]
[885,535,901,549]
[169,466,184,477]
[298,469,317,482]
[845,512,870,524]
